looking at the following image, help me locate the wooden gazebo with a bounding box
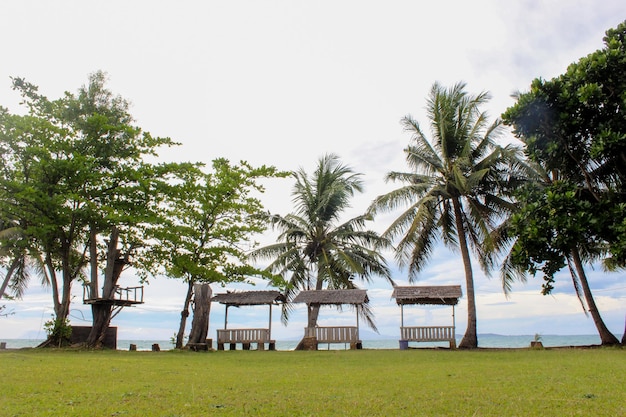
[211,290,285,350]
[392,285,462,349]
[293,289,368,350]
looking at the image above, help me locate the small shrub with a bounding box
[43,316,72,347]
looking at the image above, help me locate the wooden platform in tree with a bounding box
[83,285,144,306]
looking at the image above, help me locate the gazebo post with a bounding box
[399,304,408,350]
[356,305,360,340]
[452,304,456,333]
[268,304,273,339]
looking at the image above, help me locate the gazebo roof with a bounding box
[293,289,368,305]
[392,285,462,306]
[211,290,286,306]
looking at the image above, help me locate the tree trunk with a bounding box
[89,225,99,300]
[570,249,619,346]
[85,227,128,348]
[295,273,324,350]
[46,254,63,320]
[88,304,114,349]
[176,280,194,349]
[186,283,212,346]
[37,259,73,348]
[453,197,478,349]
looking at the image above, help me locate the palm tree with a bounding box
[369,82,526,348]
[251,154,393,344]
[0,222,49,301]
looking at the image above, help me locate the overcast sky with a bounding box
[1,1,625,342]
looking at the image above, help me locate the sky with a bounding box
[1,1,625,343]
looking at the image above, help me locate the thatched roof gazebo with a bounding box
[293,289,368,350]
[391,285,462,349]
[211,290,286,350]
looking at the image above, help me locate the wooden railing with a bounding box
[305,326,359,343]
[82,285,144,305]
[401,326,456,347]
[217,328,270,344]
[114,286,144,303]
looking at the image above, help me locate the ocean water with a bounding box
[0,334,609,351]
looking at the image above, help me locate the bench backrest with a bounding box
[401,326,455,341]
[305,326,358,343]
[217,328,270,343]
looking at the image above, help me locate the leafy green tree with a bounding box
[0,72,181,347]
[148,158,286,349]
[251,154,392,348]
[369,82,527,349]
[505,181,620,345]
[0,104,87,345]
[502,21,626,345]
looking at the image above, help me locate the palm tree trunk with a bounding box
[453,197,478,349]
[295,272,324,350]
[570,249,619,345]
[306,274,324,328]
[0,257,19,299]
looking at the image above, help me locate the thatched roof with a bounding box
[392,285,462,306]
[292,289,368,305]
[211,290,286,306]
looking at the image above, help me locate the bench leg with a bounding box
[257,342,265,351]
[217,343,224,351]
[269,342,276,351]
[230,343,237,351]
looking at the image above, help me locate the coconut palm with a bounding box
[251,154,393,341]
[0,222,50,300]
[369,82,527,348]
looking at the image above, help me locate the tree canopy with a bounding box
[503,20,626,270]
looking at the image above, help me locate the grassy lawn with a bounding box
[1,347,624,416]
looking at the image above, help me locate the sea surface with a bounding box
[0,334,609,351]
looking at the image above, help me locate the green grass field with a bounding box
[1,347,624,416]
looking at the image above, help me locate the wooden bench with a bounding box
[305,326,362,350]
[216,328,275,351]
[400,326,456,348]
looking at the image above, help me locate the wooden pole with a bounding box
[452,305,456,333]
[356,304,360,340]
[268,304,273,339]
[224,305,229,329]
